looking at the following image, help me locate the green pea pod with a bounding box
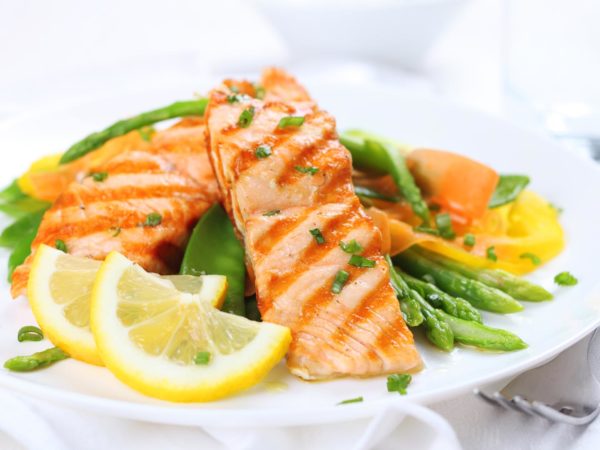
[489,175,530,208]
[180,204,246,316]
[0,197,50,219]
[0,209,46,248]
[0,180,26,203]
[245,295,262,322]
[340,130,430,225]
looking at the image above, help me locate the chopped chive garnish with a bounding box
[193,351,211,365]
[486,246,498,262]
[277,116,305,129]
[90,171,108,182]
[331,270,350,294]
[339,239,363,254]
[227,94,242,104]
[263,209,280,217]
[294,165,319,175]
[413,226,440,236]
[143,212,162,227]
[138,127,154,142]
[3,347,68,372]
[554,271,578,286]
[238,106,255,128]
[309,228,325,244]
[110,226,122,237]
[254,84,266,99]
[55,239,67,252]
[463,233,476,247]
[338,396,363,405]
[349,254,376,268]
[17,326,44,342]
[255,145,272,159]
[435,213,456,240]
[520,252,541,265]
[387,373,411,395]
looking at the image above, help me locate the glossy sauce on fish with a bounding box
[205,68,422,379]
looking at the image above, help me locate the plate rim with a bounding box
[1,83,599,427]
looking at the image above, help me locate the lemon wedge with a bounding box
[27,245,227,366]
[90,251,291,402]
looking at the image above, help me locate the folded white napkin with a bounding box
[0,391,460,450]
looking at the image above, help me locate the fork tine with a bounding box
[510,395,537,416]
[474,389,501,407]
[491,391,515,410]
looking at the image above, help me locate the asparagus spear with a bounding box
[386,255,424,327]
[441,312,527,351]
[4,347,68,372]
[415,247,552,302]
[400,271,482,323]
[60,99,208,164]
[409,288,455,352]
[340,131,430,225]
[394,249,524,313]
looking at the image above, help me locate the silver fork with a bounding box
[474,329,600,426]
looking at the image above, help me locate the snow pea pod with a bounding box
[0,209,46,248]
[340,130,430,225]
[180,204,246,316]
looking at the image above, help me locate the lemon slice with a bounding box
[90,251,291,402]
[27,245,227,366]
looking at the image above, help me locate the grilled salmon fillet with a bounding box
[205,68,422,379]
[11,118,220,298]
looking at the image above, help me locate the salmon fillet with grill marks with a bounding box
[11,118,220,298]
[205,68,422,379]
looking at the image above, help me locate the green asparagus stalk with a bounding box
[441,312,527,351]
[59,99,208,164]
[4,347,68,372]
[386,255,424,327]
[410,289,455,351]
[394,249,524,313]
[415,247,552,302]
[400,271,482,323]
[340,131,430,225]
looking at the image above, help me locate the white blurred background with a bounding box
[0,0,598,159]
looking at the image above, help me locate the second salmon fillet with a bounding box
[205,68,422,379]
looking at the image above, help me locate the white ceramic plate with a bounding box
[1,81,599,428]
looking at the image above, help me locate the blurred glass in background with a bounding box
[504,0,600,160]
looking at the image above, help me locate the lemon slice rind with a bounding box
[90,251,291,402]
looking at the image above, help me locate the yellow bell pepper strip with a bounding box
[371,190,564,275]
